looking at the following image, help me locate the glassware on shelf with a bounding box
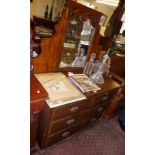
[83,52,96,76]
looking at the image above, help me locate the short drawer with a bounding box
[81,105,105,125]
[82,113,102,127]
[90,104,105,115]
[46,122,84,147]
[51,99,91,120]
[91,90,117,107]
[91,95,109,106]
[48,109,91,135]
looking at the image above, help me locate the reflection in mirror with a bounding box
[59,14,94,68]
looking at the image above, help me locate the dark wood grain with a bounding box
[110,54,125,79]
[32,8,67,73]
[30,74,48,107]
[30,74,48,147]
[101,87,124,120]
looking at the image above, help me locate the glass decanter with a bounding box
[90,52,109,84]
[83,52,96,76]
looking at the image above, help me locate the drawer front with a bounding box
[51,99,91,120]
[82,110,104,126]
[47,109,103,147]
[48,109,91,135]
[91,90,118,107]
[90,104,105,115]
[46,122,84,147]
[91,95,109,106]
[40,105,105,149]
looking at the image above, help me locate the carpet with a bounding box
[31,117,125,155]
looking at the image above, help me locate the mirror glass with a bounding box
[59,13,95,68]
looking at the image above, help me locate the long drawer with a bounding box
[89,104,105,116]
[83,114,102,126]
[49,103,105,135]
[50,99,91,120]
[48,109,91,135]
[39,104,106,149]
[91,94,110,107]
[45,121,84,148]
[45,110,104,148]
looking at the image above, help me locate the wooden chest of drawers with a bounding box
[37,78,120,149]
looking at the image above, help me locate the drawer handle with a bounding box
[66,119,75,125]
[62,131,70,138]
[102,96,109,101]
[70,106,78,113]
[97,107,103,112]
[91,118,97,122]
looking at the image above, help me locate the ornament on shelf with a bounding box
[49,6,53,20]
[44,5,49,19]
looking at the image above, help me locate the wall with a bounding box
[30,0,64,21]
[30,0,53,17]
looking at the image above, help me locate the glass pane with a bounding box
[59,13,94,68]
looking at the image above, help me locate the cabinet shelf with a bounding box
[33,16,58,37]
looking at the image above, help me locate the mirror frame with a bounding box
[56,0,104,73]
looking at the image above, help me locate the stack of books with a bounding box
[35,26,53,36]
[68,74,101,93]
